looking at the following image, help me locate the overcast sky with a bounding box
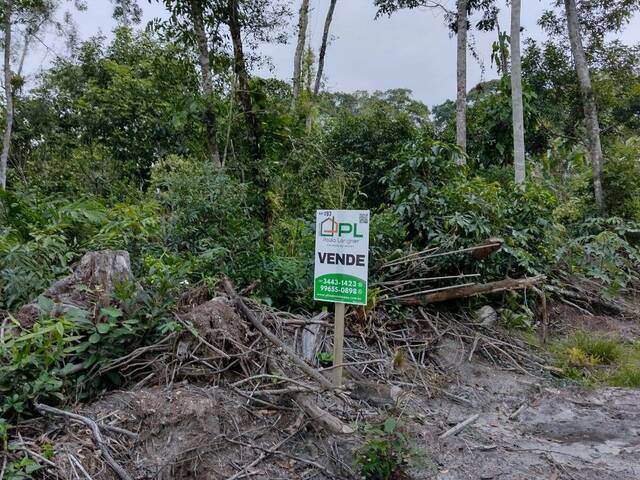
[34,0,640,108]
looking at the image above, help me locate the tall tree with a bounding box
[511,0,525,186]
[111,0,142,25]
[564,0,604,212]
[1,0,75,189]
[226,0,261,161]
[455,0,468,157]
[190,0,221,167]
[313,0,337,96]
[1,0,13,190]
[291,0,309,105]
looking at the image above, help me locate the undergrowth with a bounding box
[551,331,640,387]
[355,417,412,480]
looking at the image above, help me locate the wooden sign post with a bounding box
[314,210,370,387]
[332,302,345,386]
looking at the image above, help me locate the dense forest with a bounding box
[1,0,640,479]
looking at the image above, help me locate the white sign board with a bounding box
[314,209,370,305]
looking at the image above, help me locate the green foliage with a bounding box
[383,141,563,278]
[316,351,333,367]
[568,331,621,365]
[0,287,175,422]
[610,363,640,387]
[603,137,640,221]
[0,316,75,419]
[324,92,429,207]
[560,217,640,291]
[355,417,411,480]
[552,333,640,387]
[151,156,264,284]
[14,28,203,198]
[0,191,162,309]
[369,208,407,263]
[466,77,540,167]
[499,292,535,331]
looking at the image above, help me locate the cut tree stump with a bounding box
[16,250,139,327]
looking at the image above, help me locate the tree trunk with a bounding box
[564,0,605,213]
[313,0,337,96]
[190,0,221,168]
[292,0,310,106]
[455,0,467,160]
[227,0,261,161]
[1,0,14,190]
[227,0,270,232]
[511,0,525,187]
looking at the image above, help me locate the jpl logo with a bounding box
[320,216,364,238]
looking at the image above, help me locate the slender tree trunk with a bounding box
[455,0,467,160]
[190,0,221,168]
[227,0,270,232]
[564,0,605,213]
[1,0,13,190]
[292,0,310,106]
[511,0,525,187]
[227,0,261,161]
[313,0,337,96]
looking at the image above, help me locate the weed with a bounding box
[316,352,333,368]
[355,417,411,480]
[609,364,640,387]
[571,332,620,365]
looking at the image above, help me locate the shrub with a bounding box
[383,141,563,278]
[325,103,422,208]
[603,137,640,221]
[559,217,640,291]
[560,331,621,368]
[610,364,640,387]
[151,157,265,286]
[355,418,411,480]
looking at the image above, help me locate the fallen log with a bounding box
[399,275,546,306]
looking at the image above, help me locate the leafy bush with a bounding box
[355,417,411,480]
[560,217,640,291]
[603,137,640,221]
[325,101,423,208]
[383,141,563,278]
[556,331,621,369]
[151,157,264,283]
[0,286,175,422]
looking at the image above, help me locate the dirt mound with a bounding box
[41,384,355,480]
[176,297,254,360]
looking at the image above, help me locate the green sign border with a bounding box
[314,273,367,306]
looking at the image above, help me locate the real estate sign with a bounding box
[314,209,370,305]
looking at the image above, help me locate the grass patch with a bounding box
[551,331,640,386]
[610,364,640,387]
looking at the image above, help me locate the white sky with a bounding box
[28,0,640,107]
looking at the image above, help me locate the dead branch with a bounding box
[221,278,335,390]
[546,284,640,318]
[35,403,133,480]
[439,413,480,439]
[400,275,546,306]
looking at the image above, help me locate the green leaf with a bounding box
[36,296,55,313]
[383,417,396,434]
[96,323,111,334]
[100,307,123,319]
[55,322,65,336]
[89,332,101,344]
